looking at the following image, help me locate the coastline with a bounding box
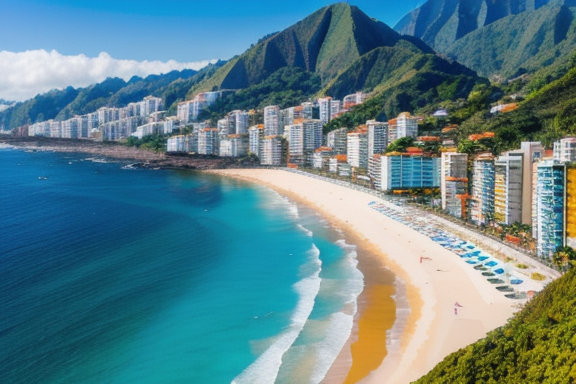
[209,168,520,384]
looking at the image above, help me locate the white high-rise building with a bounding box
[261,136,286,166]
[347,128,368,169]
[367,120,388,159]
[264,105,281,136]
[553,137,576,162]
[494,153,524,225]
[396,112,418,139]
[441,152,469,218]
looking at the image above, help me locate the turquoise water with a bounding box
[0,149,363,383]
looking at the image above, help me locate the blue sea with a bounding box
[0,148,365,384]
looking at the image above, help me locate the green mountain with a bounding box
[188,3,410,96]
[188,3,482,120]
[395,0,576,79]
[476,62,576,149]
[0,63,225,130]
[414,268,576,383]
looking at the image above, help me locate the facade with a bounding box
[167,135,189,153]
[494,153,523,225]
[519,142,544,224]
[260,136,286,166]
[367,120,388,159]
[285,120,322,166]
[380,154,441,191]
[264,106,281,136]
[441,152,468,218]
[369,154,383,190]
[387,118,397,143]
[347,128,368,169]
[535,160,566,258]
[469,154,495,226]
[197,128,219,155]
[312,147,334,169]
[326,127,348,154]
[343,92,366,110]
[553,137,576,162]
[248,125,264,157]
[396,112,419,139]
[567,167,576,249]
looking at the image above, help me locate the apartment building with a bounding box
[260,136,287,166]
[347,127,368,169]
[248,125,265,157]
[197,128,219,155]
[494,153,523,225]
[553,137,576,162]
[469,153,495,226]
[441,152,468,218]
[326,127,348,154]
[396,112,419,139]
[380,152,440,191]
[264,105,281,136]
[167,135,189,153]
[535,160,566,258]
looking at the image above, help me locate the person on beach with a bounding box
[454,302,463,315]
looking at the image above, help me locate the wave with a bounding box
[297,224,313,237]
[232,245,322,384]
[386,277,411,358]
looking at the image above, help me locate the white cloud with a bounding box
[0,50,216,102]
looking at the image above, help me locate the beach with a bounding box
[210,168,535,384]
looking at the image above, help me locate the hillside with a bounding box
[458,63,576,151]
[394,0,576,79]
[414,268,576,383]
[0,63,224,130]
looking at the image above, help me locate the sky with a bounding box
[0,0,423,102]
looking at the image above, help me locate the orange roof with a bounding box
[418,136,441,142]
[446,177,468,182]
[228,134,241,139]
[335,154,347,162]
[315,146,333,152]
[442,127,457,133]
[257,124,264,129]
[501,103,518,113]
[406,147,424,153]
[469,132,495,141]
[293,118,305,125]
[373,154,382,159]
[388,118,397,125]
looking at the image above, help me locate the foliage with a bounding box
[124,134,166,153]
[386,137,415,153]
[199,67,322,121]
[414,268,576,384]
[552,246,576,271]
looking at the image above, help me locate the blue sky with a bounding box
[0,0,423,101]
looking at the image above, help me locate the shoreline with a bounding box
[208,168,523,384]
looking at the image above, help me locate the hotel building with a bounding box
[494,153,523,225]
[534,160,566,258]
[380,152,440,191]
[441,152,469,218]
[469,153,495,226]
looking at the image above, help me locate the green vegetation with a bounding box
[552,246,576,271]
[199,67,321,122]
[414,268,576,383]
[386,137,415,153]
[124,134,166,153]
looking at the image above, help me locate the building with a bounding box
[326,127,348,154]
[370,154,383,189]
[567,167,576,249]
[312,147,334,169]
[261,136,287,166]
[285,120,323,166]
[441,152,468,218]
[248,125,265,157]
[396,112,419,139]
[167,135,189,153]
[380,152,441,191]
[219,134,249,158]
[367,120,388,159]
[347,127,368,169]
[343,92,366,110]
[518,142,544,225]
[177,92,220,123]
[387,118,398,143]
[469,153,495,226]
[197,128,219,155]
[494,153,523,225]
[264,106,281,136]
[535,160,566,258]
[553,137,576,162]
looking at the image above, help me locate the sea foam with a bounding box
[232,244,322,384]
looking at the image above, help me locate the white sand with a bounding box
[210,169,528,383]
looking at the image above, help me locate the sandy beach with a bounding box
[209,168,536,384]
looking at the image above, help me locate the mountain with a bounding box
[189,3,482,119]
[2,4,485,131]
[394,0,576,79]
[0,63,225,130]
[414,267,576,383]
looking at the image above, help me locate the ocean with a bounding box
[0,148,365,384]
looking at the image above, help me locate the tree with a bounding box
[552,246,576,271]
[386,137,415,153]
